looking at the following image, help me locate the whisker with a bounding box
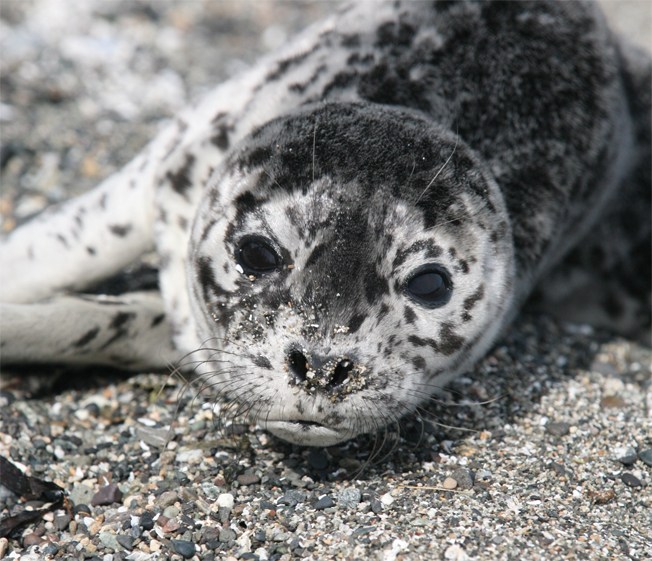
[415,133,459,204]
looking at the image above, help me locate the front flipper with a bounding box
[0,291,180,370]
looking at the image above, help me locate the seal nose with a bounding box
[287,349,354,391]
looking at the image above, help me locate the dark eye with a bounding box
[236,236,280,275]
[405,266,452,307]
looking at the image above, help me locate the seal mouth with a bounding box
[264,420,356,447]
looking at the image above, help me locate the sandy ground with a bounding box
[0,2,650,560]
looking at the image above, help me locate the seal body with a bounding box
[1,1,650,445]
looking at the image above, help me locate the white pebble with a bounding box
[380,492,394,506]
[175,448,204,464]
[217,493,235,509]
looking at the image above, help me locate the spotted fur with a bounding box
[1,1,650,445]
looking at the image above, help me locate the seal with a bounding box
[1,1,650,446]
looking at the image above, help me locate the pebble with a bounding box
[451,468,474,490]
[172,539,197,559]
[613,446,638,466]
[442,477,458,490]
[219,528,237,543]
[237,473,261,486]
[176,448,204,464]
[546,421,571,437]
[115,534,134,550]
[620,473,643,488]
[136,425,170,448]
[91,483,123,506]
[380,493,395,506]
[54,513,71,531]
[99,532,120,551]
[337,487,362,508]
[139,511,155,530]
[158,490,179,507]
[217,493,235,509]
[444,544,470,561]
[314,495,335,510]
[638,448,652,467]
[22,533,44,547]
[70,484,95,506]
[163,505,181,518]
[278,489,305,507]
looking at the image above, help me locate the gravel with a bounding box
[1,2,651,560]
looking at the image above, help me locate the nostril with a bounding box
[288,350,309,382]
[330,359,353,388]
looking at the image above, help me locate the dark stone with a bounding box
[638,448,652,467]
[54,513,71,531]
[219,528,237,543]
[73,504,92,516]
[451,468,474,490]
[23,533,44,547]
[115,535,134,551]
[277,490,305,507]
[370,499,383,514]
[253,529,266,542]
[546,421,571,437]
[91,483,123,506]
[313,496,335,510]
[41,543,59,557]
[237,473,261,486]
[139,511,155,530]
[620,473,643,488]
[171,539,196,559]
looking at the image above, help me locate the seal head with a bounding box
[188,102,514,445]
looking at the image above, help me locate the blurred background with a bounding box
[0,0,650,232]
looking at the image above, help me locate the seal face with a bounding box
[1,1,650,446]
[188,103,515,444]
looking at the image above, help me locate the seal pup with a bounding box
[1,1,650,446]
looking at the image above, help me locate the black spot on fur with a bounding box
[348,314,366,333]
[211,122,233,151]
[151,314,166,328]
[403,306,417,324]
[364,268,389,303]
[439,323,465,355]
[100,312,135,349]
[412,356,426,370]
[463,285,485,311]
[196,257,221,301]
[73,327,100,348]
[393,241,442,269]
[340,33,360,48]
[109,224,132,237]
[289,64,328,94]
[408,335,439,352]
[305,242,328,268]
[166,154,196,197]
[321,70,359,98]
[265,45,319,82]
[86,246,96,255]
[252,355,273,369]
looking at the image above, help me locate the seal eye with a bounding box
[405,266,452,308]
[236,236,280,274]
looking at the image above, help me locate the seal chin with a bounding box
[264,420,356,447]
